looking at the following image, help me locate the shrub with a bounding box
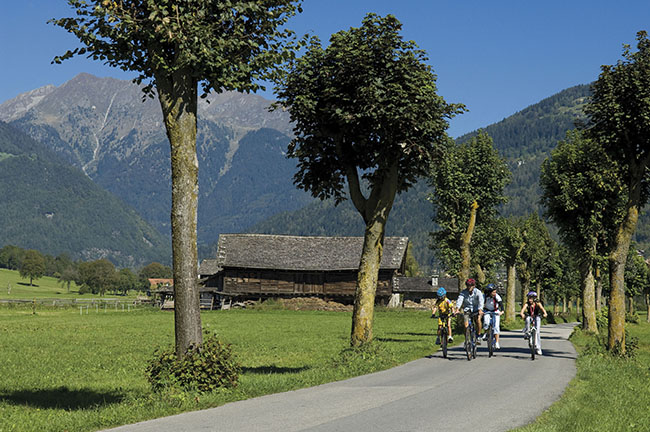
[146,332,241,393]
[625,312,640,324]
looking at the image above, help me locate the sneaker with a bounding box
[524,332,530,340]
[536,348,542,355]
[482,333,488,341]
[435,336,440,345]
[477,336,481,345]
[495,342,500,350]
[448,335,454,342]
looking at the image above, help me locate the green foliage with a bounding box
[429,131,510,276]
[276,13,463,205]
[625,247,649,298]
[147,332,241,393]
[540,130,625,257]
[19,249,46,285]
[0,122,170,267]
[51,0,303,97]
[77,259,117,295]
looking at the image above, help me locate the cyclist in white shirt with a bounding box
[482,283,504,349]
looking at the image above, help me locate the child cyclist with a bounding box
[520,291,548,355]
[482,283,503,349]
[431,287,454,344]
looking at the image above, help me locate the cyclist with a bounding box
[482,283,503,349]
[520,291,548,355]
[431,287,454,345]
[456,278,484,343]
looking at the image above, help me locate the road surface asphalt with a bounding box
[105,322,577,432]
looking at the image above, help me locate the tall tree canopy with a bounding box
[429,131,510,288]
[52,0,302,357]
[275,14,463,346]
[19,250,46,286]
[540,130,626,332]
[583,31,650,351]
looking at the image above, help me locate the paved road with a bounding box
[106,322,577,432]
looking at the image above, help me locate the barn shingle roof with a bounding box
[215,234,409,271]
[199,259,221,276]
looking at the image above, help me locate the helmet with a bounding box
[486,283,497,292]
[527,291,538,298]
[437,287,447,297]
[465,278,476,287]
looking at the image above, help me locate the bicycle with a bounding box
[464,311,479,361]
[485,311,498,358]
[525,316,538,360]
[433,314,452,358]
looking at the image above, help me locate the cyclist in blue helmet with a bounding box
[431,286,454,345]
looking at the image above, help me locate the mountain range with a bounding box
[0,73,310,265]
[2,74,644,270]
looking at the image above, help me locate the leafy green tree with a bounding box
[56,265,78,293]
[52,0,302,357]
[19,250,46,286]
[429,131,510,289]
[517,214,553,301]
[117,268,139,296]
[624,246,647,314]
[500,217,525,321]
[583,31,650,351]
[0,245,25,270]
[274,14,463,346]
[540,130,626,332]
[77,259,117,296]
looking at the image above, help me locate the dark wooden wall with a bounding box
[219,268,394,297]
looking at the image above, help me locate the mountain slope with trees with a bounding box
[0,121,169,267]
[250,84,650,271]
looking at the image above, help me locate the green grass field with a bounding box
[0,289,647,432]
[0,305,437,432]
[0,268,137,301]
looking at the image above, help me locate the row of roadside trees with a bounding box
[51,1,649,360]
[0,244,172,296]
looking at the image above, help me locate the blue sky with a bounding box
[1,1,649,137]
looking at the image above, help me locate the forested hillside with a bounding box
[248,84,650,271]
[0,121,169,267]
[0,73,309,246]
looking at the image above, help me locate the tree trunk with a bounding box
[347,162,398,347]
[536,280,542,304]
[458,201,479,289]
[157,71,203,359]
[505,263,516,321]
[563,295,567,313]
[475,264,486,285]
[579,250,598,333]
[645,293,650,323]
[595,266,602,312]
[608,201,639,352]
[628,296,634,314]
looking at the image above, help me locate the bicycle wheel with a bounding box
[471,326,477,359]
[488,326,494,358]
[465,326,472,361]
[530,328,536,360]
[441,328,448,358]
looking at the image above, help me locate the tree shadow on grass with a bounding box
[242,366,311,374]
[0,386,124,410]
[375,337,424,343]
[16,282,37,287]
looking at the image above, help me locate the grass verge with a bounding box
[512,314,650,432]
[0,305,437,432]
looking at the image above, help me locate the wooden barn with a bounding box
[201,234,409,305]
